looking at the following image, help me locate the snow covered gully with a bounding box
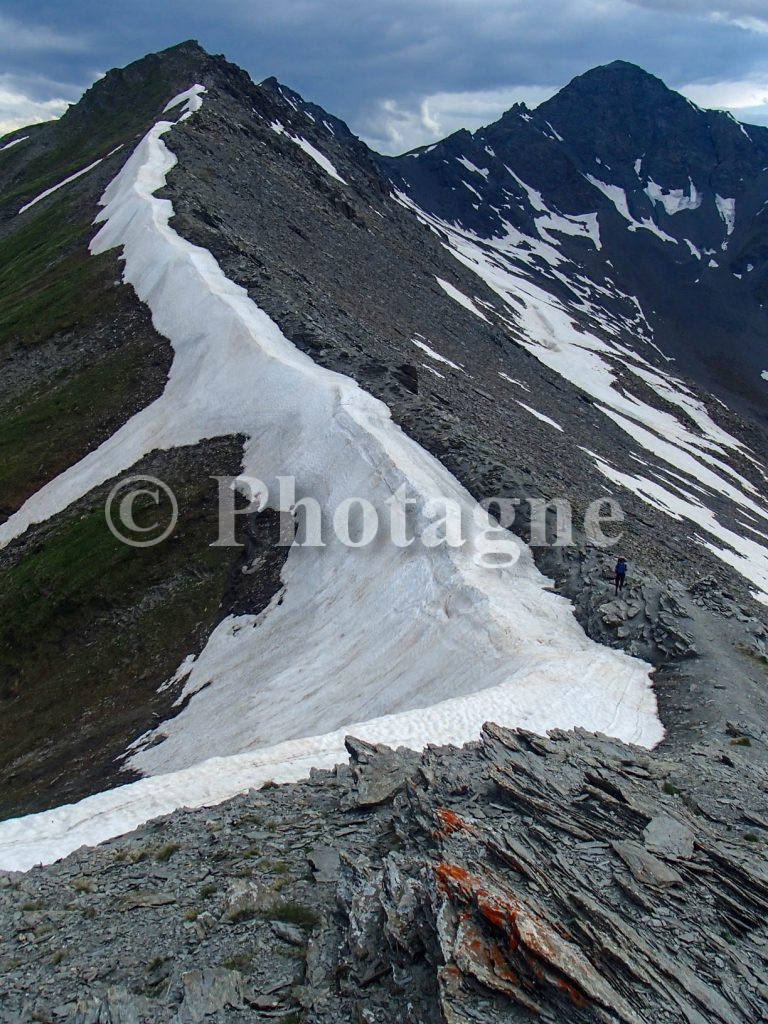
[0,87,661,871]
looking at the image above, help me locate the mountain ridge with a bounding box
[0,32,764,876]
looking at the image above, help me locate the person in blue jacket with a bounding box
[614,556,627,595]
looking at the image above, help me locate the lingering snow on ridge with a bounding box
[163,84,206,119]
[645,178,702,215]
[715,194,736,237]
[1,135,28,151]
[515,401,564,432]
[762,370,768,382]
[435,276,490,321]
[456,155,488,178]
[0,652,651,872]
[412,336,462,371]
[0,86,663,869]
[18,157,105,215]
[498,372,530,392]
[271,121,347,183]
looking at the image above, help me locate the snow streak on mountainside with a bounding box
[0,83,663,869]
[393,190,768,603]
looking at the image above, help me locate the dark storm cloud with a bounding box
[3,1,768,149]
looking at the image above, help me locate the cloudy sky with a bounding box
[3,1,768,152]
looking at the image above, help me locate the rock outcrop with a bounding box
[3,723,767,1022]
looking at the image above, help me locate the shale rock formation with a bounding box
[2,723,767,1022]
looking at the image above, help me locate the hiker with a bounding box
[614,556,627,595]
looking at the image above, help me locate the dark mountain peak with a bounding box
[160,38,207,57]
[536,57,768,184]
[56,39,217,137]
[260,76,355,140]
[575,59,667,88]
[535,60,722,171]
[539,60,684,125]
[494,101,533,127]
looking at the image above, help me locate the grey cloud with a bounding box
[624,0,768,14]
[2,0,768,150]
[0,14,92,53]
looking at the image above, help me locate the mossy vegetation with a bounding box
[0,62,177,208]
[259,901,320,930]
[0,340,169,517]
[0,442,284,819]
[154,842,182,862]
[0,197,117,348]
[221,951,255,971]
[0,190,173,519]
[0,50,290,822]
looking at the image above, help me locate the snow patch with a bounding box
[585,175,678,244]
[536,210,601,251]
[645,178,701,215]
[393,192,768,603]
[422,363,445,379]
[1,135,29,152]
[435,277,490,321]
[498,372,530,392]
[412,337,462,371]
[456,156,488,178]
[271,122,347,184]
[515,401,564,432]
[18,157,105,215]
[684,239,702,260]
[507,169,546,213]
[715,195,736,236]
[461,179,483,201]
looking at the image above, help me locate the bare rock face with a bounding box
[317,724,768,1022]
[4,723,766,1022]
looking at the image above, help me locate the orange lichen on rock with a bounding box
[434,860,476,895]
[432,860,617,1013]
[434,807,475,837]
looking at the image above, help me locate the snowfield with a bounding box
[0,86,664,871]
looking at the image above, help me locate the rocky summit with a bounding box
[0,38,767,1023]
